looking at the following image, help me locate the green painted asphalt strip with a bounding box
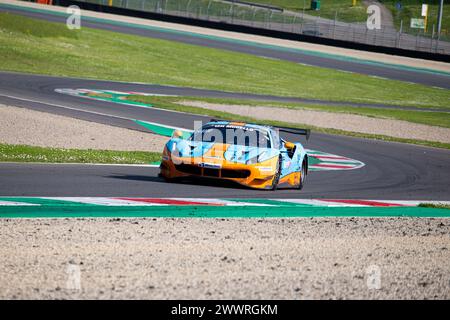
[1,3,449,78]
[0,205,449,218]
[134,119,175,137]
[134,119,192,138]
[83,93,152,108]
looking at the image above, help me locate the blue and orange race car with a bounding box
[159,121,309,190]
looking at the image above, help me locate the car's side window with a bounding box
[270,129,281,150]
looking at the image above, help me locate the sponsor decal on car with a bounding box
[198,163,222,169]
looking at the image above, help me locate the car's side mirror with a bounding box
[172,130,184,139]
[285,141,295,149]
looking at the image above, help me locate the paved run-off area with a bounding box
[0,216,449,299]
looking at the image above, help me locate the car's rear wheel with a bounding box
[271,156,282,191]
[298,160,307,190]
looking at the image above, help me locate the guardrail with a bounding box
[220,0,283,12]
[51,0,450,60]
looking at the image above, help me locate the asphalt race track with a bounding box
[1,4,450,89]
[0,72,449,199]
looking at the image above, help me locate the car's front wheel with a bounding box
[298,160,307,190]
[271,156,282,191]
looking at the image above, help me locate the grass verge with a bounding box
[1,12,450,108]
[382,1,450,40]
[244,0,368,22]
[127,95,450,150]
[0,143,161,164]
[419,203,450,210]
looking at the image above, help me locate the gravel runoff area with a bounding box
[179,101,450,144]
[4,0,450,73]
[0,217,449,299]
[0,105,167,151]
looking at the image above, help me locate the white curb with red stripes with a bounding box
[0,198,449,207]
[305,150,365,171]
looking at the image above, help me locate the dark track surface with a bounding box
[1,5,450,89]
[0,73,449,199]
[0,158,448,199]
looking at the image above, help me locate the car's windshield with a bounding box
[189,124,271,148]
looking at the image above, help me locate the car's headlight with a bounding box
[246,156,259,165]
[246,151,267,164]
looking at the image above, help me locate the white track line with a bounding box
[41,197,166,206]
[0,162,161,167]
[172,198,273,206]
[271,199,366,207]
[0,200,39,206]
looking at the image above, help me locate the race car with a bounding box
[159,121,309,190]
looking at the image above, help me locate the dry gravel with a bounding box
[0,217,449,299]
[0,105,167,151]
[180,101,450,143]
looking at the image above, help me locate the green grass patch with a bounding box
[0,143,161,164]
[382,1,450,39]
[0,10,78,38]
[419,203,450,210]
[1,12,450,109]
[244,0,368,22]
[127,95,450,150]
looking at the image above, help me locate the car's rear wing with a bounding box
[209,118,311,141]
[277,127,311,141]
